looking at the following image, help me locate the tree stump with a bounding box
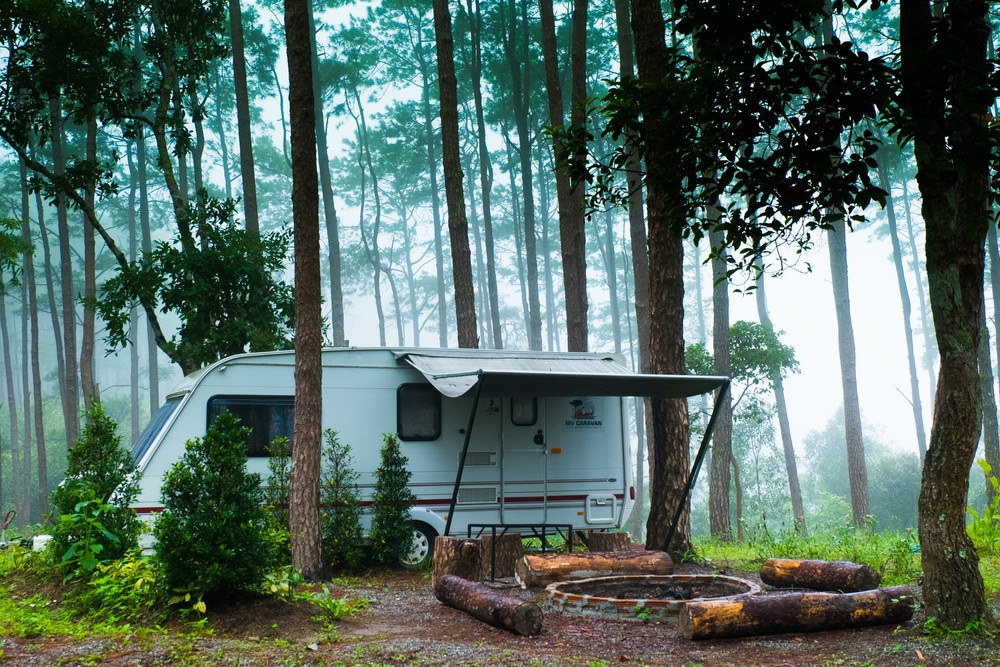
[515,550,673,588]
[587,532,631,552]
[679,585,917,640]
[759,558,882,592]
[478,532,524,580]
[434,574,544,636]
[432,536,482,586]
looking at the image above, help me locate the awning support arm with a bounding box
[661,380,731,552]
[444,372,484,536]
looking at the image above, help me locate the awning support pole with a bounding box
[444,373,484,536]
[661,380,730,552]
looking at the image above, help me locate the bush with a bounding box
[50,403,142,570]
[265,437,292,565]
[153,411,273,598]
[71,551,159,623]
[320,430,364,570]
[369,433,416,565]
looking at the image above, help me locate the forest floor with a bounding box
[2,564,999,667]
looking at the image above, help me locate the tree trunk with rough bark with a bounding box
[128,142,140,443]
[1,280,23,524]
[901,0,990,628]
[21,159,46,514]
[81,116,97,409]
[985,222,1000,490]
[285,0,324,581]
[434,575,543,636]
[136,128,159,411]
[759,558,881,592]
[432,536,482,585]
[515,550,673,588]
[978,303,1000,507]
[709,230,732,539]
[230,0,259,235]
[432,0,478,349]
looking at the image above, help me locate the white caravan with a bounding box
[131,348,727,564]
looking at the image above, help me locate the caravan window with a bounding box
[397,383,441,441]
[131,397,181,464]
[207,395,295,457]
[511,397,537,426]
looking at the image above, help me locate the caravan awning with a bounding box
[394,350,728,399]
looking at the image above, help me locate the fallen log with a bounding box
[434,574,543,636]
[432,536,482,586]
[679,585,918,640]
[478,532,524,580]
[515,550,673,589]
[759,558,881,592]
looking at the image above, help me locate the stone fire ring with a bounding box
[544,574,761,623]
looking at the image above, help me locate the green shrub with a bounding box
[369,433,416,565]
[153,411,273,598]
[50,403,142,568]
[72,551,159,623]
[967,459,1000,556]
[320,430,365,570]
[265,437,292,564]
[52,488,121,582]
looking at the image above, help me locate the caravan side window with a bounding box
[397,383,441,441]
[207,395,295,457]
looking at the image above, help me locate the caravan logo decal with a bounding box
[566,398,602,429]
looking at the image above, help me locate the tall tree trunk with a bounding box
[188,75,206,199]
[902,0,990,628]
[539,147,557,351]
[284,0,324,581]
[826,220,870,527]
[622,239,645,541]
[432,0,478,349]
[503,0,542,350]
[81,116,97,408]
[0,281,23,524]
[539,0,587,351]
[604,211,622,353]
[708,231,732,539]
[978,306,1000,506]
[505,132,531,336]
[32,147,65,415]
[210,69,234,200]
[879,160,928,461]
[417,58,448,347]
[755,268,806,535]
[901,176,938,406]
[987,223,1000,487]
[18,159,33,523]
[50,94,80,447]
[630,0,691,555]
[465,0,502,349]
[401,215,421,347]
[308,0,345,346]
[351,94,386,347]
[229,0,260,235]
[22,159,47,516]
[465,153,491,347]
[136,128,160,408]
[128,142,140,444]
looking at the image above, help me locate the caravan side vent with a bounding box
[460,451,497,466]
[458,486,498,504]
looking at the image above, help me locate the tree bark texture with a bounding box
[33,163,66,418]
[0,280,23,523]
[754,269,806,534]
[759,559,881,592]
[515,550,673,589]
[434,575,543,636]
[478,532,525,580]
[22,160,46,513]
[880,160,928,461]
[901,0,990,628]
[81,116,97,409]
[978,306,999,506]
[709,230,732,539]
[584,531,631,552]
[630,0,690,555]
[985,224,1000,490]
[229,0,260,235]
[17,160,32,523]
[432,536,483,586]
[50,95,80,447]
[285,0,324,581]
[826,220,870,527]
[127,144,140,444]
[432,0,478,349]
[679,586,917,640]
[136,128,159,412]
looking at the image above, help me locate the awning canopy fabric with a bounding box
[394,350,728,399]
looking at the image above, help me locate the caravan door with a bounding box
[500,396,547,524]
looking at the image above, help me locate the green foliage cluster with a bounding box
[153,411,274,599]
[369,433,416,565]
[264,437,292,564]
[96,198,295,374]
[309,585,368,626]
[50,403,142,574]
[320,430,365,570]
[71,551,159,624]
[967,460,1000,556]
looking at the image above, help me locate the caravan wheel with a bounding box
[401,522,436,569]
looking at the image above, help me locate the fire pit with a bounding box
[545,574,760,623]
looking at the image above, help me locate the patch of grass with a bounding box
[0,588,89,639]
[980,553,1000,596]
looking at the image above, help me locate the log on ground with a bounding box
[434,574,543,636]
[679,585,918,640]
[515,550,673,588]
[759,558,881,592]
[478,532,524,580]
[432,536,482,586]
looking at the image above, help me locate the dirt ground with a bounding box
[2,565,999,667]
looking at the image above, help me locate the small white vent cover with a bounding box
[460,451,497,466]
[458,486,498,504]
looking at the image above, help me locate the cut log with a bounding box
[434,574,543,636]
[679,585,917,640]
[432,536,482,586]
[759,558,881,592]
[587,532,631,552]
[515,550,673,588]
[478,532,524,580]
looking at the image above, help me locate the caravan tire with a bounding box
[401,522,437,569]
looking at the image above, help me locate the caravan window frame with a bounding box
[510,396,538,426]
[206,394,295,457]
[396,383,441,441]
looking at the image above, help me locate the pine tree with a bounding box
[320,430,364,570]
[369,433,416,565]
